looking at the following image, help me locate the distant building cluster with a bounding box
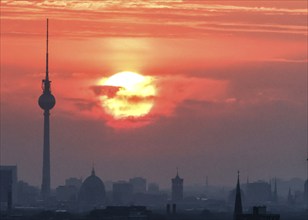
[55,167,166,211]
[233,172,280,220]
[2,164,307,218]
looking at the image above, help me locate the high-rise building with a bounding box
[234,171,243,220]
[129,177,146,194]
[16,181,39,205]
[148,182,159,194]
[304,179,308,205]
[56,177,82,202]
[171,169,183,202]
[246,181,271,204]
[38,19,56,199]
[0,166,17,210]
[112,181,133,205]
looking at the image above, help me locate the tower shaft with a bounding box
[41,110,50,197]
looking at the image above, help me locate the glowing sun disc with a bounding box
[98,71,156,119]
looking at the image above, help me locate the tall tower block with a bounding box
[38,19,56,199]
[171,168,184,202]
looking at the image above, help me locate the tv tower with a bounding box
[38,19,56,199]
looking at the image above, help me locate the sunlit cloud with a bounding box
[1,0,307,38]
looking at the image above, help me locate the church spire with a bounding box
[234,171,243,220]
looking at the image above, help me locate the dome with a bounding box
[78,168,106,205]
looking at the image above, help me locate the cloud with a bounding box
[91,85,121,98]
[1,0,307,39]
[64,97,98,111]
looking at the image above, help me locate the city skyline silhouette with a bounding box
[0,2,307,219]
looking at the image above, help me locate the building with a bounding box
[88,206,151,219]
[56,185,78,202]
[240,206,280,220]
[0,166,17,210]
[66,177,82,190]
[171,170,183,202]
[246,181,271,205]
[233,173,280,220]
[113,181,133,205]
[304,180,308,205]
[129,177,146,194]
[56,177,82,202]
[78,168,106,209]
[148,182,159,194]
[104,180,113,191]
[16,181,39,206]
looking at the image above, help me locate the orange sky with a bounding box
[1,0,307,188]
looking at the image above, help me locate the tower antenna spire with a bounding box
[46,18,49,81]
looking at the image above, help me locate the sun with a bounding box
[98,71,156,119]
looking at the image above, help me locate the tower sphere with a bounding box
[38,93,56,110]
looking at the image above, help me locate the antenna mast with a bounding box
[46,18,49,81]
[42,18,50,93]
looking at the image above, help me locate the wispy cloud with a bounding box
[2,0,307,38]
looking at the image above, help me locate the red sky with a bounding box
[1,0,307,188]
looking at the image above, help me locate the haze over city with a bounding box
[1,0,307,192]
